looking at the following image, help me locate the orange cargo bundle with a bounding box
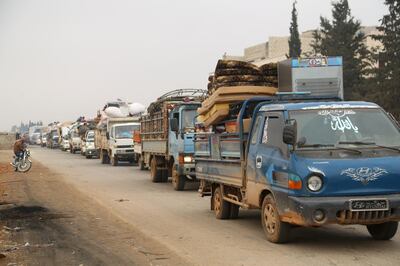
[133,130,141,143]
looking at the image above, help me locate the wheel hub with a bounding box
[264,204,277,234]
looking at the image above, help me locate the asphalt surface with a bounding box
[31,146,400,266]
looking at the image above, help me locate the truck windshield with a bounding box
[115,125,139,139]
[86,132,95,142]
[182,110,196,129]
[290,108,400,149]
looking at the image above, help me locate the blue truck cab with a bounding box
[195,95,400,243]
[168,103,198,188]
[140,89,207,190]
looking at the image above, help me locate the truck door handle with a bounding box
[256,156,262,169]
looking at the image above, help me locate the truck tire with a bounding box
[150,157,163,183]
[367,222,398,240]
[213,186,231,219]
[230,204,240,219]
[100,150,109,164]
[111,155,118,166]
[138,156,146,170]
[161,169,169,183]
[172,167,185,191]
[261,194,291,243]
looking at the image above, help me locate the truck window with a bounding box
[251,116,262,145]
[182,110,196,129]
[173,112,180,125]
[86,131,95,141]
[261,113,285,151]
[115,125,139,139]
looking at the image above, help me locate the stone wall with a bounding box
[225,26,381,65]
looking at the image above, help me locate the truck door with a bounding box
[109,126,115,146]
[246,114,264,184]
[248,112,288,185]
[169,111,180,158]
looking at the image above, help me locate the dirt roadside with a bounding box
[0,151,188,266]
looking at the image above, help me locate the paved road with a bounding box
[32,147,400,266]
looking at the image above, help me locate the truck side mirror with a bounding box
[170,118,179,132]
[283,120,297,146]
[106,132,110,140]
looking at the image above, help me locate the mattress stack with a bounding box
[199,60,278,127]
[207,60,278,95]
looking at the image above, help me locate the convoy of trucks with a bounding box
[95,117,140,166]
[138,89,207,189]
[27,56,400,244]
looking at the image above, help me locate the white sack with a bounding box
[129,103,145,115]
[118,102,130,116]
[104,107,125,118]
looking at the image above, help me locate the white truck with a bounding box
[95,117,140,166]
[58,125,71,151]
[68,123,82,154]
[81,130,97,158]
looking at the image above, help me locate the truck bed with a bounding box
[142,139,168,154]
[195,133,243,187]
[140,103,169,155]
[95,129,109,150]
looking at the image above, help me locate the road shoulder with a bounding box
[0,151,188,265]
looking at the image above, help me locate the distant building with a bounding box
[224,26,381,66]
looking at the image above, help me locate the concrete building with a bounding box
[224,26,381,66]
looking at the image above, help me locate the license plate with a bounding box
[349,199,389,211]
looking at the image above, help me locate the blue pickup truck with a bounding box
[195,95,400,243]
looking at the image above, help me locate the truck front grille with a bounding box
[336,209,393,224]
[117,145,132,148]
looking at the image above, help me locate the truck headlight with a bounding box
[307,175,323,192]
[183,156,193,163]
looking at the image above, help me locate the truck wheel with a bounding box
[367,222,398,240]
[230,204,240,219]
[150,157,162,183]
[161,169,169,183]
[261,194,291,243]
[111,155,118,166]
[138,157,146,170]
[100,150,109,164]
[172,167,185,191]
[213,186,231,219]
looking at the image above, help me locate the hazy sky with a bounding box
[0,0,387,131]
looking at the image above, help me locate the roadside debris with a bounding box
[4,245,18,252]
[115,199,129,202]
[3,226,23,232]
